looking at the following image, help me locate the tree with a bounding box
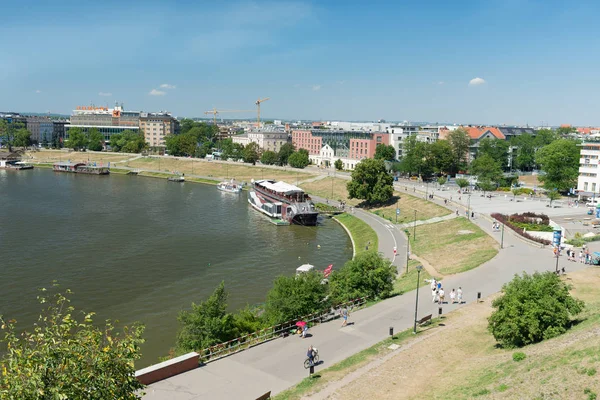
[477,137,509,171]
[347,158,393,205]
[334,159,343,171]
[288,150,310,169]
[87,128,104,151]
[243,142,260,165]
[556,126,577,136]
[488,272,584,348]
[374,144,396,161]
[165,134,182,156]
[120,131,147,154]
[545,189,561,207]
[232,143,245,161]
[511,133,536,171]
[178,134,198,156]
[430,140,454,174]
[447,128,471,174]
[278,143,295,166]
[477,178,497,195]
[535,139,579,192]
[261,150,278,165]
[0,286,145,399]
[0,119,7,150]
[455,178,469,191]
[329,251,395,303]
[470,154,503,183]
[533,129,557,147]
[65,127,88,151]
[264,271,329,325]
[176,282,236,353]
[12,128,32,148]
[437,176,447,186]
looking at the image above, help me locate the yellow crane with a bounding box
[204,108,253,125]
[255,97,270,127]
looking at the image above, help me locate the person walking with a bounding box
[580,250,584,263]
[438,287,445,304]
[340,306,349,327]
[457,287,463,303]
[432,287,438,303]
[450,288,456,304]
[307,345,316,366]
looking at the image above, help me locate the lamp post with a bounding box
[413,265,423,334]
[404,229,411,274]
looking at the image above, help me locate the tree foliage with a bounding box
[429,140,454,174]
[488,272,584,348]
[264,271,329,325]
[329,251,395,303]
[347,158,393,205]
[447,128,471,173]
[110,130,146,153]
[535,139,579,192]
[477,138,509,171]
[545,189,561,207]
[374,144,396,161]
[510,133,536,171]
[470,153,503,183]
[334,159,343,171]
[12,128,32,148]
[260,150,278,165]
[278,143,295,166]
[437,176,447,186]
[243,142,260,165]
[65,127,88,151]
[288,149,310,169]
[0,286,145,399]
[87,128,104,151]
[455,178,469,189]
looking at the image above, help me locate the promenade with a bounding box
[142,180,590,400]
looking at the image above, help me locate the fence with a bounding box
[199,296,368,363]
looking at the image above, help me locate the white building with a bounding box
[232,130,290,152]
[577,142,600,198]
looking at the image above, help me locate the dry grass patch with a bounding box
[25,150,130,163]
[411,217,498,275]
[127,157,314,182]
[519,174,542,187]
[300,177,360,206]
[369,192,451,223]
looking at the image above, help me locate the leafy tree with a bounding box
[488,272,584,348]
[120,131,147,154]
[477,178,497,195]
[87,128,104,151]
[220,138,234,160]
[260,150,278,165]
[400,136,432,177]
[65,127,88,151]
[165,134,182,156]
[0,286,145,399]
[288,149,310,169]
[437,176,447,186]
[232,143,245,161]
[447,128,471,174]
[512,134,536,171]
[374,144,396,161]
[555,126,577,136]
[278,143,295,166]
[12,128,32,148]
[477,137,509,171]
[329,251,395,303]
[334,158,343,171]
[347,158,394,205]
[535,139,579,192]
[430,140,454,174]
[470,154,503,183]
[0,119,7,150]
[545,189,561,207]
[243,142,260,165]
[264,271,329,325]
[455,178,469,191]
[533,129,557,147]
[176,282,236,353]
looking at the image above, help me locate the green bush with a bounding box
[497,187,511,191]
[488,272,584,348]
[512,352,527,362]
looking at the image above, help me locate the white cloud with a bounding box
[469,77,486,86]
[35,90,41,93]
[149,89,166,96]
[312,85,321,91]
[159,83,176,89]
[98,92,112,96]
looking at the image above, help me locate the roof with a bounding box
[54,162,84,167]
[256,180,304,195]
[463,126,505,140]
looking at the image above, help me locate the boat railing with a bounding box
[198,296,368,363]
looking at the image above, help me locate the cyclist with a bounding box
[307,345,316,366]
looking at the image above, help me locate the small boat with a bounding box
[168,175,185,182]
[217,179,242,193]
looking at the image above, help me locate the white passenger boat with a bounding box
[217,179,242,193]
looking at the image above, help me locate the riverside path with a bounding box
[143,190,588,400]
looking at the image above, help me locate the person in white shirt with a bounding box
[450,289,456,304]
[438,287,445,304]
[431,287,437,303]
[457,287,463,303]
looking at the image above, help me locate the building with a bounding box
[231,129,291,152]
[25,117,54,144]
[52,120,68,146]
[66,105,141,146]
[139,112,179,148]
[0,112,26,147]
[577,142,600,199]
[386,125,426,159]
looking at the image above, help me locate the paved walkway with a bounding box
[142,185,588,399]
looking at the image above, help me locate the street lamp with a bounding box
[413,264,423,334]
[404,229,411,274]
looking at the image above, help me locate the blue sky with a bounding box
[1,0,600,125]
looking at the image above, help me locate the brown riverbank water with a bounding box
[0,168,351,367]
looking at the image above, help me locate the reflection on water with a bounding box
[0,168,352,366]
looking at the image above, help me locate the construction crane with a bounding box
[255,97,270,127]
[204,108,253,125]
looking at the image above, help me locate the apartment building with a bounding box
[577,142,600,198]
[139,112,179,148]
[231,129,291,152]
[25,116,54,144]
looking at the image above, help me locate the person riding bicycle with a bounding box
[307,345,316,366]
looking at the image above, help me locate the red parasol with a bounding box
[295,321,307,328]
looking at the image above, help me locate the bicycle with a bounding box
[304,348,319,369]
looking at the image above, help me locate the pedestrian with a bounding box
[450,288,456,304]
[566,249,571,261]
[471,211,474,218]
[456,209,459,216]
[302,324,308,338]
[438,287,445,304]
[340,306,349,327]
[426,278,437,291]
[457,287,463,303]
[580,250,584,263]
[432,287,438,303]
[307,345,316,366]
[444,199,447,205]
[437,281,442,290]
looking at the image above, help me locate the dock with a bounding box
[269,219,291,226]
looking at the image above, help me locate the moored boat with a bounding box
[217,179,242,193]
[168,175,185,182]
[53,162,109,175]
[248,179,318,226]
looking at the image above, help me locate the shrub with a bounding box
[488,272,584,348]
[497,187,511,191]
[492,213,552,245]
[512,352,527,362]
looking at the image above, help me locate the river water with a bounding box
[0,168,352,366]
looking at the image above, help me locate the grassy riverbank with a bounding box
[333,213,378,256]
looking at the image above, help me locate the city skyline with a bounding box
[2,1,600,125]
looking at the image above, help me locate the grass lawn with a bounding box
[128,157,314,183]
[300,177,360,206]
[369,192,451,223]
[333,213,378,255]
[392,260,440,295]
[26,150,131,163]
[411,217,498,275]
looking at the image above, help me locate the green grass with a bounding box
[393,260,439,295]
[369,192,451,224]
[333,213,378,255]
[272,319,443,400]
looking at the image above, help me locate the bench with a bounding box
[417,314,432,326]
[255,391,271,400]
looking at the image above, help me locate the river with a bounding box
[0,168,352,366]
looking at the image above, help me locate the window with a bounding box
[585,182,589,191]
[594,183,598,192]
